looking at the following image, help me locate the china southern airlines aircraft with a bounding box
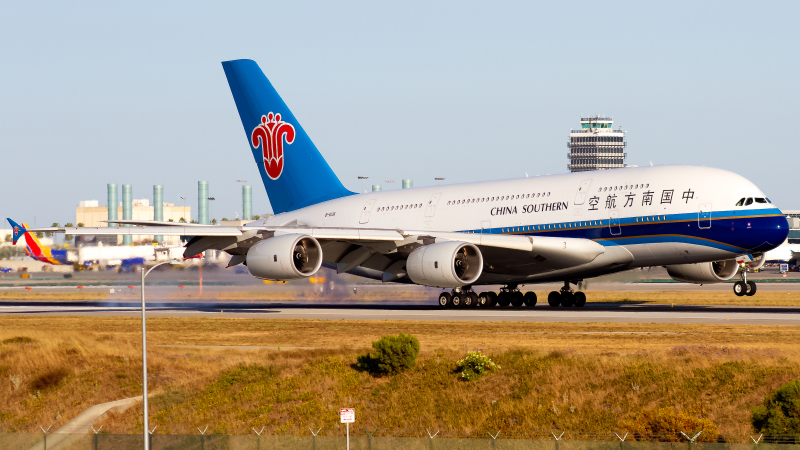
[13,59,789,308]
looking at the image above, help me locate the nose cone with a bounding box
[749,214,789,253]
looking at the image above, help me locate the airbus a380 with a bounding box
[13,59,789,308]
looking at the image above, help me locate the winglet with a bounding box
[7,219,26,245]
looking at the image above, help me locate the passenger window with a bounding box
[735,198,745,206]
[745,198,754,206]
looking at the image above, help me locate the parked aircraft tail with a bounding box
[221,59,354,214]
[7,219,26,245]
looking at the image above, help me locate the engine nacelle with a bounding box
[665,259,739,284]
[246,234,323,280]
[407,241,483,288]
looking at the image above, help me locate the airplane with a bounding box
[12,59,789,307]
[763,240,800,265]
[8,220,70,265]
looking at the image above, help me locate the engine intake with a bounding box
[246,234,323,280]
[407,241,483,288]
[665,259,739,284]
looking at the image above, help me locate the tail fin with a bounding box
[7,219,26,245]
[222,59,354,214]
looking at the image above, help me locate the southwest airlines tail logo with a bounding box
[251,113,296,180]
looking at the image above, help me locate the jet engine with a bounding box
[665,259,740,284]
[246,234,323,280]
[407,241,483,288]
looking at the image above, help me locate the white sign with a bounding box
[780,263,789,273]
[340,408,355,423]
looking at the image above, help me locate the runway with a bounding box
[2,301,799,325]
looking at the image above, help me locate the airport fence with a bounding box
[2,427,800,450]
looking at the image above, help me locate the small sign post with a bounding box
[780,263,789,273]
[340,408,355,450]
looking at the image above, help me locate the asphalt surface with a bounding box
[2,300,799,325]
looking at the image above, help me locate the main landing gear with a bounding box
[546,282,586,308]
[733,270,757,297]
[439,284,586,308]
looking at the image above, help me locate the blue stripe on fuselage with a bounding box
[465,208,788,254]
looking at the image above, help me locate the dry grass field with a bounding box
[1,316,798,442]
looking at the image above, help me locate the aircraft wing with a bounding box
[22,222,608,281]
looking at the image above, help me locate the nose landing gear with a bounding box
[733,270,757,297]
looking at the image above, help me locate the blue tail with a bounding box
[6,219,26,245]
[222,59,354,214]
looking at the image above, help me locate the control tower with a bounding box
[568,116,626,172]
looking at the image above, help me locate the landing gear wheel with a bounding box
[438,292,452,308]
[511,291,524,307]
[746,281,757,296]
[477,292,490,307]
[451,293,464,307]
[574,291,587,307]
[465,292,479,307]
[523,292,537,307]
[497,292,511,307]
[561,291,575,307]
[548,291,561,307]
[488,292,498,307]
[733,281,747,297]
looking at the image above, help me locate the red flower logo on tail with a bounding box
[251,112,296,180]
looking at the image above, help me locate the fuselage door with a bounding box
[359,199,377,224]
[699,203,712,229]
[609,210,621,236]
[425,193,442,218]
[574,179,593,205]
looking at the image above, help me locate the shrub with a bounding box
[356,333,419,375]
[752,380,800,442]
[31,368,69,391]
[2,336,36,345]
[456,351,499,381]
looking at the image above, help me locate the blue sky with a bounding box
[2,1,798,227]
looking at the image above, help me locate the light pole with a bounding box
[435,177,445,185]
[357,176,369,193]
[180,197,186,223]
[141,259,183,450]
[207,197,215,225]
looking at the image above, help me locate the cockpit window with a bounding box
[745,198,754,206]
[755,198,767,204]
[767,198,772,203]
[735,198,745,206]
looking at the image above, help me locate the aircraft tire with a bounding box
[733,281,747,297]
[438,292,452,308]
[523,291,537,307]
[561,291,575,307]
[511,291,524,307]
[465,292,479,307]
[746,281,757,296]
[547,291,561,307]
[477,292,490,307]
[488,292,498,307]
[574,291,587,307]
[452,293,464,307]
[498,292,511,307]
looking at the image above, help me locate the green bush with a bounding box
[752,380,800,442]
[356,333,419,375]
[456,351,499,381]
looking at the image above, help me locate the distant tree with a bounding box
[221,217,229,222]
[178,217,186,223]
[190,220,198,224]
[252,215,260,220]
[752,380,800,442]
[356,333,420,375]
[4,234,11,243]
[63,223,74,242]
[34,232,44,238]
[77,223,84,227]
[46,222,59,237]
[211,218,218,225]
[168,218,174,222]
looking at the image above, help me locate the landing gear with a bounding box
[438,291,452,307]
[440,287,480,308]
[548,281,587,307]
[733,270,757,297]
[523,292,537,307]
